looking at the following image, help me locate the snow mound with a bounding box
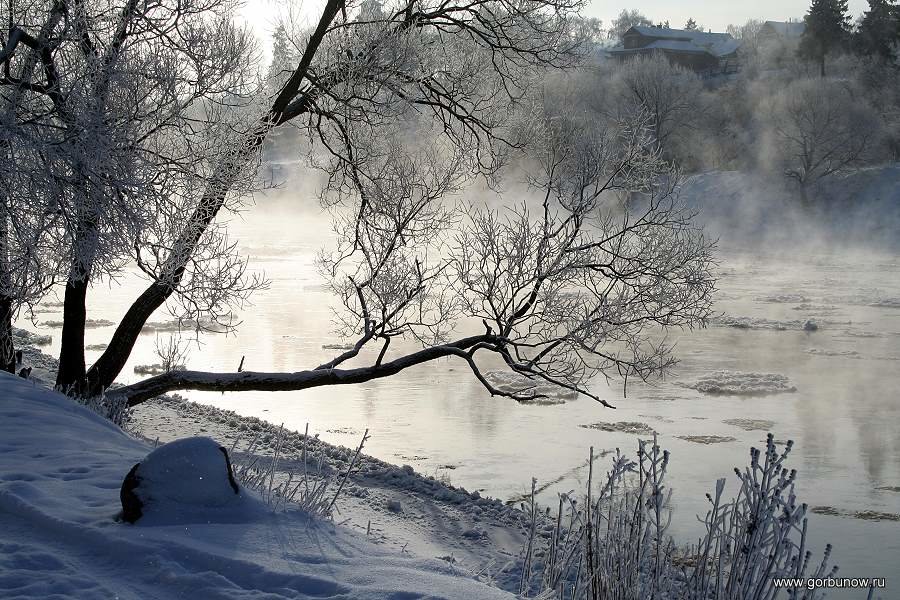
[805,348,861,358]
[141,317,232,334]
[126,437,263,525]
[791,303,840,314]
[811,506,900,522]
[12,327,52,346]
[133,363,186,375]
[677,435,737,445]
[870,298,900,309]
[687,371,797,396]
[41,318,115,328]
[321,343,356,350]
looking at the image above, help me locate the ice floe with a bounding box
[686,371,796,396]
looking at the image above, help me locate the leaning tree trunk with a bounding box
[76,0,344,398]
[81,172,239,397]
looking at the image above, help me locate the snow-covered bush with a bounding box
[78,391,131,428]
[519,435,838,600]
[230,423,369,517]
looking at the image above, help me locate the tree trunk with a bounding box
[81,152,248,397]
[56,204,102,392]
[0,197,13,373]
[82,280,171,396]
[0,295,15,374]
[820,54,826,78]
[1,140,14,374]
[56,275,89,390]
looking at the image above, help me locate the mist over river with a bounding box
[20,185,900,594]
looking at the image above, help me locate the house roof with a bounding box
[609,26,740,58]
[762,21,806,37]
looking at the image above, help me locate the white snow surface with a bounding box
[0,373,514,599]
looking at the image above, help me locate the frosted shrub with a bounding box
[682,435,837,600]
[77,391,131,428]
[520,435,840,600]
[230,423,369,517]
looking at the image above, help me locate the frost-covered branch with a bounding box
[115,83,714,409]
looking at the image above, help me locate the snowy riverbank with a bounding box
[3,334,544,595]
[0,371,527,599]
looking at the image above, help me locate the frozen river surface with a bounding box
[24,198,900,592]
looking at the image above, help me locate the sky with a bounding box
[239,0,872,55]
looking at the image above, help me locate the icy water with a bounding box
[23,195,900,592]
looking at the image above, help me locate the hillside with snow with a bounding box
[0,373,514,599]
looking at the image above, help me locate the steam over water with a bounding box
[24,193,900,591]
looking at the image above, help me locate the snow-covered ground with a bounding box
[0,372,521,599]
[128,393,535,586]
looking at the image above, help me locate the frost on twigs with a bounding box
[519,435,838,600]
[229,423,370,517]
[77,390,131,428]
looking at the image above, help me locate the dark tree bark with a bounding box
[0,295,15,374]
[56,213,98,391]
[56,276,90,389]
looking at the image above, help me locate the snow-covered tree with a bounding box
[726,19,763,42]
[0,1,70,372]
[267,25,299,92]
[765,78,879,202]
[2,0,715,408]
[613,54,704,157]
[1,0,263,390]
[608,9,652,41]
[854,0,900,61]
[800,0,852,76]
